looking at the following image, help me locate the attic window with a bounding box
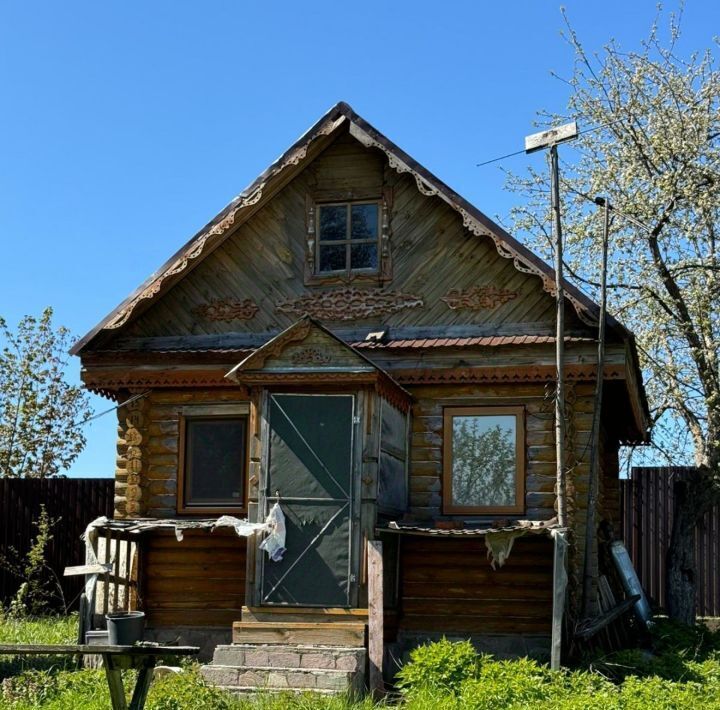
[317,202,380,275]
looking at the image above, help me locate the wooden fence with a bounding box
[0,477,114,611]
[620,466,720,618]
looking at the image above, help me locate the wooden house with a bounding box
[72,102,648,692]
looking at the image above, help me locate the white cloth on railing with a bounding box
[258,503,287,562]
[210,515,269,540]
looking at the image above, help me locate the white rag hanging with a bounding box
[258,503,287,562]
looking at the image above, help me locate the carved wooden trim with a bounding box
[290,348,331,365]
[83,368,249,393]
[393,364,627,385]
[102,117,345,332]
[441,286,519,310]
[238,372,378,386]
[193,298,259,322]
[276,288,423,321]
[376,373,413,413]
[241,320,314,371]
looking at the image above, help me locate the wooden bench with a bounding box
[0,644,199,710]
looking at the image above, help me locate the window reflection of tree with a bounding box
[452,417,516,507]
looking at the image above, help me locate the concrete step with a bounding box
[232,621,365,647]
[212,643,366,672]
[200,664,361,692]
[216,686,337,697]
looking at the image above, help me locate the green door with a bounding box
[261,393,355,607]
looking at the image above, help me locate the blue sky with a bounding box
[0,1,717,478]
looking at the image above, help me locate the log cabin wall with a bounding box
[115,387,251,519]
[115,388,252,627]
[406,382,602,521]
[140,529,246,628]
[398,536,554,639]
[405,380,609,619]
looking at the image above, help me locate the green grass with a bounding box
[0,613,77,645]
[2,615,720,708]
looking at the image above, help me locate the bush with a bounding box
[395,638,479,694]
[457,657,555,709]
[1,507,65,617]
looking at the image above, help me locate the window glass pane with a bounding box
[319,244,346,272]
[350,243,378,270]
[319,205,347,241]
[451,415,516,508]
[186,418,245,505]
[350,204,378,240]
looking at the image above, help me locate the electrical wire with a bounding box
[72,390,151,429]
[475,118,626,167]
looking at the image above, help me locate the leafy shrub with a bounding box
[457,657,555,709]
[1,507,65,617]
[395,638,479,694]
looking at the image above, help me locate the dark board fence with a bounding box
[620,466,720,618]
[0,477,114,611]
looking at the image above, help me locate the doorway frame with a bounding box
[255,389,365,609]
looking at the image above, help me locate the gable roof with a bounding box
[70,101,627,356]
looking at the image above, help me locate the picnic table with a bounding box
[0,643,200,710]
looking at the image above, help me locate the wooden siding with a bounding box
[122,128,588,341]
[398,536,554,634]
[407,380,618,617]
[140,529,246,627]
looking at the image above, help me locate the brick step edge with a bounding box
[218,686,339,697]
[201,664,362,692]
[212,644,366,671]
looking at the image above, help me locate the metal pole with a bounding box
[581,198,609,618]
[551,144,567,529]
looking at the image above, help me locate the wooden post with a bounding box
[551,144,567,528]
[103,528,111,618]
[551,530,568,670]
[527,123,577,530]
[367,539,384,698]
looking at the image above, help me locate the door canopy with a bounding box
[225,316,411,412]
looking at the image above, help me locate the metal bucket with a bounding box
[106,611,145,645]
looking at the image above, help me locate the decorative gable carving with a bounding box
[193,298,259,322]
[276,288,423,321]
[441,286,518,311]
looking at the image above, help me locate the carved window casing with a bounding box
[305,193,392,285]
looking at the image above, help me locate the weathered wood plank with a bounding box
[368,540,384,697]
[231,621,366,647]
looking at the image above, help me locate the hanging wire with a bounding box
[475,118,626,167]
[72,390,151,429]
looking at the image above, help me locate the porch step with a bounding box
[200,664,361,693]
[202,641,367,696]
[232,621,366,647]
[212,643,366,672]
[214,686,338,697]
[241,605,369,625]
